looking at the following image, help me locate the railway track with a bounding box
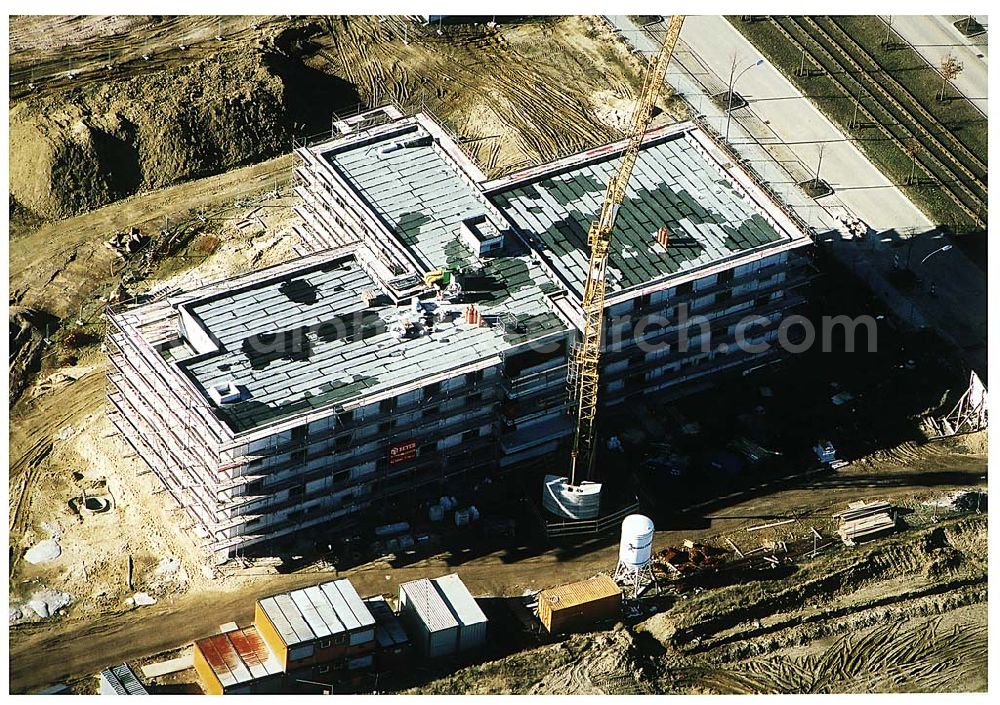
[821,17,986,177]
[771,16,986,226]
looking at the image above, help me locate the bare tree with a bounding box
[813,143,825,189]
[903,138,921,185]
[938,54,964,101]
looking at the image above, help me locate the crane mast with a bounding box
[568,15,685,486]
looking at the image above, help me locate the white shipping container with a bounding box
[432,574,488,652]
[398,578,459,658]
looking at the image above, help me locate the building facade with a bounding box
[106,108,811,559]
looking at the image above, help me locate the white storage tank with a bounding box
[619,514,655,568]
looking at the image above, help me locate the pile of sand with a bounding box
[9,49,290,219]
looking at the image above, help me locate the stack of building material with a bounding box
[536,574,621,635]
[98,664,148,695]
[836,501,895,546]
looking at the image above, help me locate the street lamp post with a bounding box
[920,244,953,265]
[725,58,764,143]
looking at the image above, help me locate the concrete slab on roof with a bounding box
[488,128,790,299]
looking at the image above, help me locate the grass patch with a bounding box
[730,16,984,232]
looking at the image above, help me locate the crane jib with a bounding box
[567,15,686,486]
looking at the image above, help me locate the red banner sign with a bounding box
[389,440,417,465]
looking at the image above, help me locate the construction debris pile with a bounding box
[836,500,896,546]
[104,227,149,259]
[653,541,726,575]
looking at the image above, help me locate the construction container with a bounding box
[398,573,488,657]
[254,579,376,673]
[433,573,488,652]
[364,595,413,672]
[398,578,459,658]
[536,574,622,635]
[193,626,283,695]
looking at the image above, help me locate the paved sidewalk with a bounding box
[887,15,988,116]
[604,15,987,378]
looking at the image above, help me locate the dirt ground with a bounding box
[406,494,987,695]
[8,433,987,692]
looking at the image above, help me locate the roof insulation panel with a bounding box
[489,128,788,298]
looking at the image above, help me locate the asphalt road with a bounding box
[887,15,988,116]
[662,14,934,233]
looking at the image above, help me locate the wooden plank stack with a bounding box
[836,501,896,546]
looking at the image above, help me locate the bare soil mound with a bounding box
[9,24,356,219]
[8,306,57,407]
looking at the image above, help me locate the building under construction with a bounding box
[105,106,811,559]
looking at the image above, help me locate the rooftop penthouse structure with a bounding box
[106,106,811,559]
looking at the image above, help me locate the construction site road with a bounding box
[9,454,986,693]
[886,15,988,116]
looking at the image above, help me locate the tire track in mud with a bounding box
[9,368,107,542]
[312,16,629,178]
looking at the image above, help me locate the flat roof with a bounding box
[195,627,282,688]
[257,579,375,647]
[176,251,566,434]
[539,573,621,611]
[322,123,565,334]
[433,573,488,627]
[399,578,459,633]
[365,595,410,648]
[488,126,791,299]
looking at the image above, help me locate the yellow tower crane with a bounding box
[567,15,685,487]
